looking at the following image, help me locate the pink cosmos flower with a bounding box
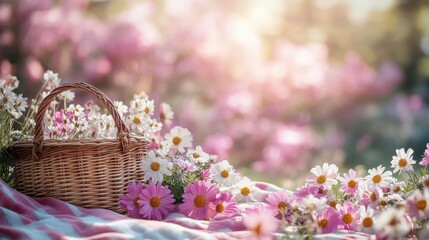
[420,143,429,167]
[314,207,340,234]
[360,186,383,208]
[200,169,212,181]
[137,182,175,220]
[243,204,279,240]
[294,184,329,200]
[265,190,295,219]
[338,169,362,195]
[179,181,219,220]
[176,158,197,172]
[336,201,360,230]
[119,181,145,218]
[406,189,429,219]
[207,192,239,220]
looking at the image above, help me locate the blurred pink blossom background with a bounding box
[2,0,429,185]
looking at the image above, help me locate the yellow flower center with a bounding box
[417,200,427,210]
[318,219,329,228]
[150,162,161,171]
[329,200,337,208]
[362,217,373,228]
[216,203,225,213]
[160,112,166,121]
[193,153,200,159]
[221,170,229,178]
[194,195,207,208]
[398,159,407,168]
[172,136,182,146]
[370,192,377,202]
[133,197,140,208]
[133,117,142,125]
[241,187,250,196]
[372,174,381,184]
[394,187,401,193]
[316,175,326,184]
[150,197,161,208]
[278,201,286,211]
[144,107,150,114]
[253,223,261,236]
[342,213,353,224]
[389,218,398,226]
[348,180,357,188]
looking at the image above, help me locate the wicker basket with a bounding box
[8,82,147,213]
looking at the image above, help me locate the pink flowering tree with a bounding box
[0,0,414,180]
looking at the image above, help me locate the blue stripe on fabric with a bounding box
[1,207,23,226]
[33,208,79,237]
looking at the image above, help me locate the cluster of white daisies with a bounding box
[0,75,28,120]
[4,70,174,141]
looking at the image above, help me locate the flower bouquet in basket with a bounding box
[2,71,152,212]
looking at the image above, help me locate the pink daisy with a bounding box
[360,186,383,208]
[137,182,175,220]
[315,207,340,234]
[119,181,144,218]
[338,169,362,195]
[265,190,295,219]
[421,143,429,167]
[243,204,279,240]
[406,189,429,219]
[179,181,219,220]
[200,169,212,181]
[336,201,360,230]
[294,184,329,200]
[207,192,239,220]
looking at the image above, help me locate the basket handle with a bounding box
[32,82,131,160]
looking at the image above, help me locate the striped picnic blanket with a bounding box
[0,179,370,239]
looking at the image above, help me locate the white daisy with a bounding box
[391,148,415,174]
[160,102,174,126]
[158,140,172,157]
[164,126,193,153]
[114,101,128,118]
[133,91,149,100]
[364,165,393,188]
[299,195,327,214]
[43,70,61,90]
[358,206,377,234]
[126,113,148,134]
[0,90,16,112]
[421,175,429,188]
[188,145,210,165]
[148,118,163,133]
[373,208,411,239]
[67,104,85,117]
[59,90,75,102]
[307,163,339,188]
[210,160,239,187]
[390,179,405,194]
[232,177,259,203]
[13,94,28,114]
[141,150,173,183]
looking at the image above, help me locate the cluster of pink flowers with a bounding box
[120,139,429,239]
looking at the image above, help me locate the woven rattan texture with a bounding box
[8,83,147,213]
